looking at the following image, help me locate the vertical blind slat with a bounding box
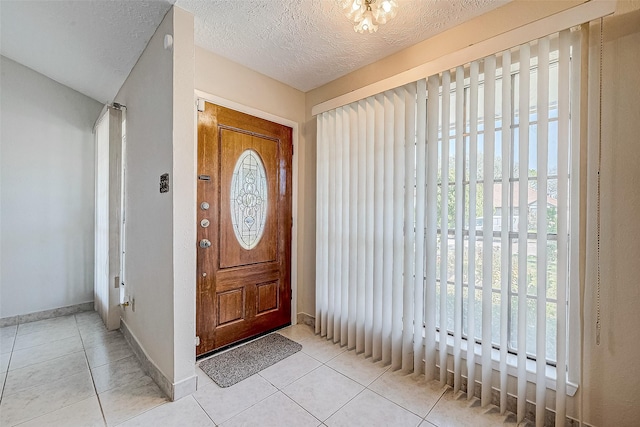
[348,104,358,350]
[439,71,451,385]
[499,49,512,414]
[382,92,395,364]
[535,36,550,427]
[555,29,571,427]
[403,84,417,372]
[356,100,367,354]
[364,98,376,357]
[392,89,406,369]
[467,60,479,399]
[373,94,384,361]
[315,114,323,334]
[517,42,531,423]
[568,28,582,394]
[425,75,440,380]
[339,108,349,344]
[414,79,428,375]
[327,110,337,340]
[453,66,465,393]
[482,54,496,407]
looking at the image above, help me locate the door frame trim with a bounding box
[194,89,299,326]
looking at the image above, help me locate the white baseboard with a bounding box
[296,312,315,328]
[120,319,197,401]
[0,301,94,327]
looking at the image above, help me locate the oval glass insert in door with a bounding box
[230,149,268,250]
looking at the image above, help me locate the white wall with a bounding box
[171,7,196,388]
[0,56,103,318]
[114,6,196,395]
[114,7,175,381]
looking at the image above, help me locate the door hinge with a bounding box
[195,336,200,346]
[196,98,205,112]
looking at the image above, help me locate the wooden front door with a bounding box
[196,102,292,356]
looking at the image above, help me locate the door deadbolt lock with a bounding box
[199,239,212,248]
[200,219,210,228]
[200,202,210,210]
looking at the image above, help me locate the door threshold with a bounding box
[196,322,292,361]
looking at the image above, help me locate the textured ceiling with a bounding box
[176,0,510,92]
[0,0,509,103]
[0,0,175,104]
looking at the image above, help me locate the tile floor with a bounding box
[0,312,532,426]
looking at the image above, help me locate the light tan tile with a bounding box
[91,354,147,393]
[1,352,10,373]
[326,350,389,386]
[80,329,122,349]
[369,371,447,417]
[0,370,95,426]
[1,325,17,339]
[75,311,103,327]
[419,422,438,426]
[259,351,321,389]
[222,391,320,427]
[276,324,316,343]
[193,374,277,424]
[9,334,84,371]
[16,395,104,427]
[1,334,15,354]
[77,319,111,338]
[3,351,88,396]
[12,325,79,351]
[425,388,512,427]
[326,389,422,427]
[85,334,133,368]
[282,365,364,421]
[99,376,168,426]
[195,365,215,390]
[117,395,214,427]
[77,318,108,335]
[298,335,346,363]
[16,314,77,336]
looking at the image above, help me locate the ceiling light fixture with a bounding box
[340,0,398,34]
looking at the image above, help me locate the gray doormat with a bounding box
[199,333,302,388]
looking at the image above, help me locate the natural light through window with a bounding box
[433,47,569,365]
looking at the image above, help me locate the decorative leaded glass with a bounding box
[230,149,267,250]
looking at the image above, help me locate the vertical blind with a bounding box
[316,30,580,426]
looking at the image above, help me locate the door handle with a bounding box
[199,239,212,248]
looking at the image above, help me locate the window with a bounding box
[431,34,577,368]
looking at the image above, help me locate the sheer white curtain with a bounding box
[316,30,580,426]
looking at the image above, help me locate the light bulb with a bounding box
[354,10,378,33]
[373,0,397,25]
[352,0,360,11]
